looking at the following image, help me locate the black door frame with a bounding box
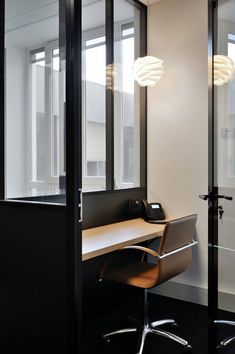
[208,0,217,321]
[65,0,82,352]
[208,0,221,352]
[0,0,83,352]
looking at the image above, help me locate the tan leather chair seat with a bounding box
[105,261,160,289]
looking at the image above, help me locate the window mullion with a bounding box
[45,44,53,184]
[106,0,114,190]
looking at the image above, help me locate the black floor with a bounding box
[83,293,235,354]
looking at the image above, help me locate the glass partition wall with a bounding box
[5,0,146,201]
[5,0,66,202]
[82,0,144,192]
[80,0,146,229]
[209,0,235,352]
[5,0,141,211]
[216,2,235,351]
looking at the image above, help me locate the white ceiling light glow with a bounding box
[213,55,234,86]
[133,56,165,87]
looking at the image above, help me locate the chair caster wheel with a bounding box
[102,336,111,344]
[216,344,226,351]
[184,344,192,352]
[171,322,178,329]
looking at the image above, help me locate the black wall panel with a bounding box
[0,202,68,354]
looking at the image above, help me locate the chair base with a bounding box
[214,320,235,348]
[102,289,191,353]
[103,319,191,354]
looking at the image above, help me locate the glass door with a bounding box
[216,1,235,351]
[207,0,235,352]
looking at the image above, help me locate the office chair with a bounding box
[99,214,198,354]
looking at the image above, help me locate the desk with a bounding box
[82,218,165,261]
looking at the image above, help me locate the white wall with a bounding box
[147,0,208,299]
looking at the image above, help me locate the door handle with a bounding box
[199,194,233,201]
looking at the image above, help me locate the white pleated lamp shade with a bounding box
[133,56,165,87]
[213,55,234,86]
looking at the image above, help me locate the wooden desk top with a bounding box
[82,218,165,261]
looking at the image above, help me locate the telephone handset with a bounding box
[141,199,166,221]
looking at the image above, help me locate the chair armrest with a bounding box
[159,240,198,259]
[121,245,160,258]
[98,245,160,282]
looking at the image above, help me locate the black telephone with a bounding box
[141,199,166,222]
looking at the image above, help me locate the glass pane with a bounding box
[86,36,105,47]
[5,0,66,203]
[82,0,106,191]
[114,0,141,189]
[216,0,235,341]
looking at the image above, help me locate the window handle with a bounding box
[78,189,83,223]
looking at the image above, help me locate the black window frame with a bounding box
[82,0,147,228]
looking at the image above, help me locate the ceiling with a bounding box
[5,0,58,47]
[82,0,134,32]
[5,0,56,20]
[5,0,135,48]
[219,0,235,24]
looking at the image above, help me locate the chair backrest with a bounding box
[156,214,197,286]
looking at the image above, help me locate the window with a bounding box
[227,34,235,178]
[4,0,66,201]
[114,21,140,188]
[113,0,142,190]
[87,161,105,176]
[82,0,106,192]
[29,42,65,195]
[30,48,46,182]
[217,31,235,188]
[82,0,144,193]
[83,35,106,189]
